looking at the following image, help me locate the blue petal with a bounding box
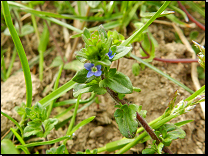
[109,53,116,59]
[108,49,112,55]
[84,63,94,71]
[94,70,102,77]
[96,65,102,70]
[87,71,94,78]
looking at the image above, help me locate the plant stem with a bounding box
[136,112,173,154]
[177,1,205,31]
[41,124,49,150]
[101,75,173,154]
[63,93,82,154]
[137,42,198,63]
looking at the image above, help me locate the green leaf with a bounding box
[114,104,138,138]
[132,63,140,76]
[157,142,164,154]
[27,119,42,128]
[14,102,26,116]
[108,68,117,77]
[3,24,34,37]
[72,69,95,83]
[174,120,193,127]
[91,84,107,95]
[98,25,108,39]
[43,118,58,137]
[162,90,178,118]
[112,46,132,61]
[133,87,141,92]
[23,126,43,137]
[142,148,156,154]
[50,56,67,67]
[87,1,101,8]
[17,136,70,148]
[1,139,20,154]
[73,83,92,97]
[95,59,111,66]
[103,71,133,94]
[64,60,84,71]
[69,116,95,136]
[162,125,186,146]
[118,93,125,100]
[46,145,65,154]
[105,138,133,152]
[83,28,91,39]
[38,22,50,53]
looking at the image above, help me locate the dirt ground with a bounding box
[1,13,205,154]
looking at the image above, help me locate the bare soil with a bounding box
[1,14,205,154]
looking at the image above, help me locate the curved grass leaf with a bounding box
[17,136,70,148]
[2,1,32,108]
[39,80,76,107]
[1,111,23,136]
[69,116,95,136]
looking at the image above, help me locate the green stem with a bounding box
[63,94,82,154]
[2,1,32,108]
[47,64,63,119]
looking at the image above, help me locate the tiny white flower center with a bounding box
[91,66,98,72]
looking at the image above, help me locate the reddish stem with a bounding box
[137,42,198,63]
[101,75,173,154]
[177,1,205,31]
[136,112,173,154]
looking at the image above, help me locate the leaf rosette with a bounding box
[76,25,114,67]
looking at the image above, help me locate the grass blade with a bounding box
[2,1,32,108]
[1,111,23,136]
[120,1,171,46]
[10,128,30,154]
[16,136,70,148]
[38,21,50,81]
[69,116,95,136]
[47,64,64,119]
[39,80,76,107]
[130,53,194,94]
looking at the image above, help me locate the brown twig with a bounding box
[177,1,205,31]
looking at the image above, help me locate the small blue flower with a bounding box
[107,49,116,60]
[84,63,102,78]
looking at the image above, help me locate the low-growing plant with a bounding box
[1,1,205,154]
